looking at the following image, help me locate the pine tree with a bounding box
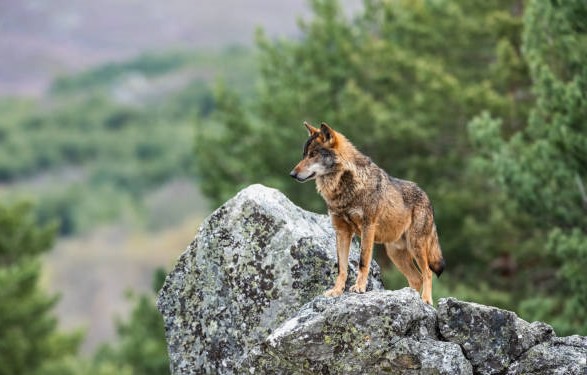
[469,0,587,334]
[195,0,530,306]
[0,202,81,375]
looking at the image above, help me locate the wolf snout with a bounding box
[290,169,311,182]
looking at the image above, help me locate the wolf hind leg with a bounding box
[408,232,433,305]
[384,239,423,293]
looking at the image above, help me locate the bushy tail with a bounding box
[428,227,445,278]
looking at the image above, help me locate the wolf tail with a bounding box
[428,226,445,278]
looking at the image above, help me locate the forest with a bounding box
[0,0,585,374]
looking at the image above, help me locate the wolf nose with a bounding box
[289,170,297,179]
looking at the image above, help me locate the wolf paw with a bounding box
[349,284,366,293]
[323,288,344,297]
[422,295,433,305]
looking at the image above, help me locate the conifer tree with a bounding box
[469,0,587,334]
[195,0,530,306]
[0,203,81,375]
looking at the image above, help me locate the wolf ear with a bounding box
[320,122,336,145]
[304,121,320,136]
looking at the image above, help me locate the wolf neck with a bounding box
[315,135,364,200]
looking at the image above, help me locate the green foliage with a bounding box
[51,50,197,95]
[32,184,138,236]
[51,47,256,98]
[193,0,587,335]
[196,0,528,207]
[0,96,193,187]
[194,82,264,201]
[0,30,255,375]
[0,46,256,235]
[469,0,587,334]
[0,202,82,375]
[0,97,194,234]
[194,0,534,314]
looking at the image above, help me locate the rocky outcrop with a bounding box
[157,184,383,374]
[505,335,587,375]
[437,298,555,374]
[260,288,472,374]
[157,184,587,375]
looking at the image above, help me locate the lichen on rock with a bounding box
[506,335,587,375]
[157,184,383,374]
[262,288,472,374]
[437,297,555,375]
[158,184,587,375]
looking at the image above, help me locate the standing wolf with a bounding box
[290,122,445,304]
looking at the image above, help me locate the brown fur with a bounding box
[290,122,445,304]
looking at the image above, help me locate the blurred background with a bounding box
[0,0,585,374]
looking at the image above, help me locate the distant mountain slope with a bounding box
[0,0,310,96]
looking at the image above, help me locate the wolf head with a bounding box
[290,121,338,182]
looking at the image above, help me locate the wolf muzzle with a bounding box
[289,169,314,182]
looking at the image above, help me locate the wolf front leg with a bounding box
[324,217,353,297]
[350,224,376,293]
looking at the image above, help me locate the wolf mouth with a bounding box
[296,172,316,182]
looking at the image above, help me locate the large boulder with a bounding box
[158,184,587,375]
[157,184,383,374]
[261,288,472,374]
[506,335,587,375]
[437,297,555,375]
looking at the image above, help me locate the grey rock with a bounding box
[157,184,383,374]
[158,184,587,375]
[437,297,555,375]
[261,288,472,374]
[506,335,587,375]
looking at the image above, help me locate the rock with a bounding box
[437,297,555,375]
[158,184,587,375]
[261,288,472,375]
[157,184,383,374]
[506,335,587,375]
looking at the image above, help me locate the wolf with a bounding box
[290,121,445,304]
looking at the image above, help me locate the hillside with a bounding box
[0,0,324,355]
[43,210,203,354]
[0,45,258,354]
